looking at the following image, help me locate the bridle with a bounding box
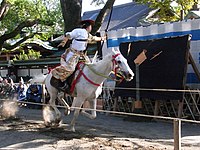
[82,53,124,86]
[112,53,121,79]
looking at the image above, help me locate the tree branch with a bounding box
[0,19,40,42]
[3,33,35,50]
[0,18,54,51]
[0,19,53,50]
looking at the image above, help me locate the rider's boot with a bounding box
[59,82,68,92]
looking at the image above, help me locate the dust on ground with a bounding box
[0,107,200,150]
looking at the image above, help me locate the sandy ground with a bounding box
[0,106,200,150]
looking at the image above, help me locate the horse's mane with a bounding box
[88,53,112,68]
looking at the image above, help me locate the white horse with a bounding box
[31,48,134,132]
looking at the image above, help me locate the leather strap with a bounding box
[75,39,88,41]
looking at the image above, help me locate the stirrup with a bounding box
[59,83,68,91]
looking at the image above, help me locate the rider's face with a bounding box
[86,25,92,32]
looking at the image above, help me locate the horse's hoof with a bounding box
[64,109,70,116]
[69,126,75,132]
[53,123,60,128]
[55,119,62,126]
[44,122,51,128]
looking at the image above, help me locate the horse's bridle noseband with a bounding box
[112,53,124,80]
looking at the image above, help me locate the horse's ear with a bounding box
[104,47,121,58]
[112,47,120,53]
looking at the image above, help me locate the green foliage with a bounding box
[13,49,41,60]
[27,49,41,60]
[135,0,196,22]
[0,0,63,39]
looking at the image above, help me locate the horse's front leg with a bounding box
[81,98,97,119]
[70,97,85,132]
[57,92,70,115]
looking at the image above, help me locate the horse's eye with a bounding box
[117,60,121,64]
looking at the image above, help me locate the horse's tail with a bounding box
[28,74,47,84]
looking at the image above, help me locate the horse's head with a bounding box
[111,47,134,81]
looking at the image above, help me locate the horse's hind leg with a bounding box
[44,85,61,127]
[81,98,97,119]
[43,105,61,127]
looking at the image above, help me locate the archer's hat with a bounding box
[80,19,95,26]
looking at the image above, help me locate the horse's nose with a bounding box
[124,73,134,81]
[128,73,134,79]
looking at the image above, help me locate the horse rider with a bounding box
[52,19,106,91]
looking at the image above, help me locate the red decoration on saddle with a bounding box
[70,62,101,94]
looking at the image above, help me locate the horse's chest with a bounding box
[76,82,102,98]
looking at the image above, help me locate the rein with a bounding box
[86,64,114,81]
[86,53,123,82]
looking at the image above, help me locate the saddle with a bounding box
[50,62,85,95]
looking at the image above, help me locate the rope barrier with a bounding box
[103,86,200,93]
[1,98,200,124]
[0,90,199,149]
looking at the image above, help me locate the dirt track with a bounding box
[0,107,200,150]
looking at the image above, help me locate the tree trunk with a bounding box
[60,0,82,32]
[59,0,115,34]
[0,0,10,21]
[92,0,115,34]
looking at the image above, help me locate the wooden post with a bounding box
[154,100,160,116]
[174,119,181,150]
[113,97,118,111]
[134,64,142,109]
[135,64,140,101]
[133,50,147,111]
[42,84,46,104]
[131,99,135,112]
[178,100,184,118]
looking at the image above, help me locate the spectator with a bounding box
[1,78,15,98]
[26,83,42,109]
[10,72,16,83]
[16,77,28,101]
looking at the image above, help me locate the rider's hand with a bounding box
[101,36,107,41]
[57,41,66,48]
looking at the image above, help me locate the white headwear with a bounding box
[20,77,24,84]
